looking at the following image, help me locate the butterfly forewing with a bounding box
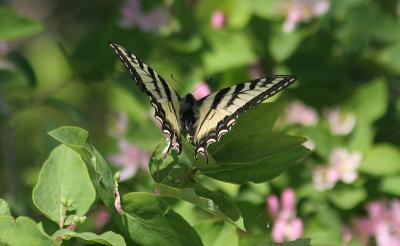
[193,76,296,158]
[109,43,182,153]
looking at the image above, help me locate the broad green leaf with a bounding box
[380,176,400,196]
[49,126,116,212]
[155,183,245,230]
[328,187,366,209]
[201,131,309,184]
[0,216,56,245]
[268,28,303,62]
[48,126,89,148]
[32,145,96,226]
[349,122,373,152]
[194,221,239,246]
[52,229,126,246]
[359,144,400,176]
[0,199,11,216]
[117,192,203,246]
[0,7,42,40]
[346,79,388,123]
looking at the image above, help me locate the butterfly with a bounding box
[109,43,297,162]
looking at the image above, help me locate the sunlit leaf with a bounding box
[48,126,116,212]
[32,145,96,226]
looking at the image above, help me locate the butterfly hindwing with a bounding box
[109,43,182,153]
[193,75,296,159]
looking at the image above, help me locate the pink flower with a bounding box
[353,199,400,246]
[283,0,330,33]
[93,208,111,232]
[108,140,149,181]
[313,148,362,191]
[192,81,211,100]
[210,10,225,29]
[324,108,356,135]
[286,101,319,126]
[313,166,339,191]
[107,112,128,138]
[330,148,362,184]
[119,0,170,33]
[266,189,303,243]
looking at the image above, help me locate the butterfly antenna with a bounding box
[170,74,189,95]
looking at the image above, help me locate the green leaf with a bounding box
[268,28,303,62]
[202,30,257,73]
[0,6,43,40]
[48,126,89,148]
[32,145,96,226]
[194,221,239,246]
[328,187,366,209]
[201,131,309,183]
[52,229,126,246]
[380,176,400,196]
[359,144,400,176]
[117,192,203,246]
[346,79,388,123]
[349,122,373,152]
[155,183,245,230]
[0,216,56,245]
[0,199,11,216]
[48,126,116,212]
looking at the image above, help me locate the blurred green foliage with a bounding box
[1,0,400,245]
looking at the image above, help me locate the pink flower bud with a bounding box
[210,10,225,29]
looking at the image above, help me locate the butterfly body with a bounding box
[180,93,198,140]
[109,43,297,162]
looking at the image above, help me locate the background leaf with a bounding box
[0,199,11,216]
[0,6,42,40]
[194,220,239,246]
[359,144,400,176]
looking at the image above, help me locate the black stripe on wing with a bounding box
[109,43,182,154]
[194,75,296,159]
